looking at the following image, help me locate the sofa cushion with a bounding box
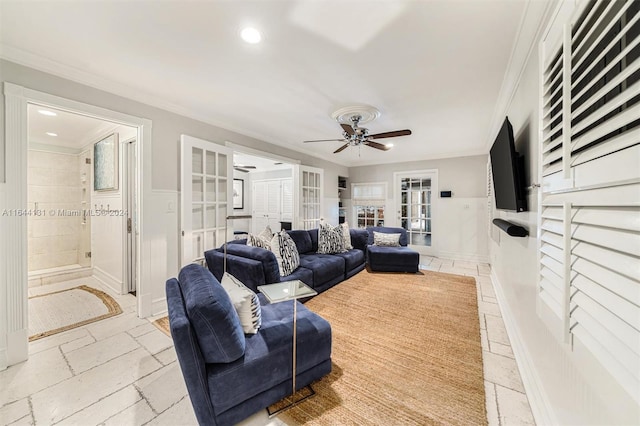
[349,228,369,251]
[299,254,345,288]
[308,228,319,252]
[317,222,346,254]
[287,230,313,254]
[177,264,245,363]
[270,230,300,276]
[335,249,365,273]
[222,244,281,284]
[206,295,332,414]
[279,266,314,287]
[367,245,419,272]
[366,226,408,246]
[220,273,262,334]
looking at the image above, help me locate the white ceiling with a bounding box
[28,104,136,149]
[234,152,293,173]
[2,1,527,167]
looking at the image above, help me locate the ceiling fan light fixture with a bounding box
[241,27,261,44]
[385,143,394,148]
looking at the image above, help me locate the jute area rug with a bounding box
[278,269,486,426]
[29,285,122,341]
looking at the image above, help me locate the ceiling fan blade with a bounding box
[234,167,250,173]
[235,164,256,169]
[368,129,412,139]
[340,123,355,136]
[333,143,350,154]
[303,139,346,143]
[364,141,391,151]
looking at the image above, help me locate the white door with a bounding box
[281,178,293,222]
[394,170,438,255]
[180,135,232,266]
[252,180,268,233]
[252,179,285,232]
[124,138,137,293]
[294,165,324,230]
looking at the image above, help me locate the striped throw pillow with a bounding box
[247,233,271,250]
[373,231,401,247]
[317,222,346,254]
[270,230,300,276]
[220,273,262,334]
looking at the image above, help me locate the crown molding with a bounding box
[485,0,560,150]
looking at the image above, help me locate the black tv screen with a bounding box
[490,117,527,212]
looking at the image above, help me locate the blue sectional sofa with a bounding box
[366,226,420,273]
[205,228,369,294]
[166,264,332,426]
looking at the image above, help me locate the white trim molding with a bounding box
[490,269,558,425]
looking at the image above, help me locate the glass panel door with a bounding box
[396,171,437,254]
[180,135,232,266]
[295,165,323,230]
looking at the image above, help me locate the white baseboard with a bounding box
[435,250,490,264]
[92,267,123,295]
[490,270,557,426]
[152,297,168,317]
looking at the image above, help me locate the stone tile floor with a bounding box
[0,258,535,425]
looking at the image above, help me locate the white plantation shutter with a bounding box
[539,0,640,401]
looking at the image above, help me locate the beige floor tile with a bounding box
[145,397,198,426]
[55,385,141,426]
[31,348,161,425]
[478,300,502,317]
[240,409,286,426]
[453,260,478,269]
[479,280,497,299]
[6,414,34,425]
[65,332,140,374]
[0,398,31,425]
[85,312,149,341]
[0,347,72,404]
[155,347,178,365]
[28,328,89,355]
[479,314,487,330]
[59,334,95,354]
[135,363,188,413]
[480,328,490,351]
[484,381,500,426]
[102,399,155,426]
[136,329,174,355]
[483,351,525,393]
[485,315,510,346]
[490,341,515,359]
[127,322,157,338]
[496,384,535,425]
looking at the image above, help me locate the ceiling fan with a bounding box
[233,163,257,173]
[303,115,411,154]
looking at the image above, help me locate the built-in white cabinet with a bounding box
[252,178,293,233]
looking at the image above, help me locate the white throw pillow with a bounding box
[340,221,353,250]
[257,225,273,241]
[317,221,346,254]
[373,231,401,247]
[220,273,262,334]
[270,230,300,276]
[247,233,271,250]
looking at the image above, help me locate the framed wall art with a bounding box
[94,133,119,191]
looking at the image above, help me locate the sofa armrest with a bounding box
[165,278,216,425]
[204,249,269,293]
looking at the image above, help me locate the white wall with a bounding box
[91,125,136,294]
[348,155,488,261]
[489,5,640,424]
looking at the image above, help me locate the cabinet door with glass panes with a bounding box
[400,177,431,246]
[355,205,384,228]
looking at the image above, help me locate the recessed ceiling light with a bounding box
[241,27,261,44]
[39,109,57,116]
[46,132,58,137]
[386,143,394,148]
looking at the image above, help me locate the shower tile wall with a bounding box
[28,150,87,272]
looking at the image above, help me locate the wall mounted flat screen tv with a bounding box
[490,117,527,212]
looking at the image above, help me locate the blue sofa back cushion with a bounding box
[366,226,408,246]
[287,230,313,254]
[177,264,246,364]
[349,228,368,251]
[223,244,280,284]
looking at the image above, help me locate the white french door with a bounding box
[294,165,323,230]
[180,135,232,266]
[394,170,438,255]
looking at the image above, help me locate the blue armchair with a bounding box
[166,264,332,426]
[366,226,420,273]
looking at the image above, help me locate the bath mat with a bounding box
[29,285,122,341]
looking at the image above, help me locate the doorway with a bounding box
[394,170,438,255]
[2,82,151,369]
